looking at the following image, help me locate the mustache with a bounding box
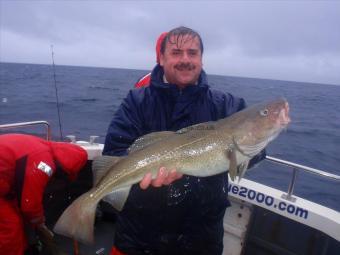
[174,63,195,71]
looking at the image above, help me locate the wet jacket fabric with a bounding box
[0,134,87,255]
[103,65,261,255]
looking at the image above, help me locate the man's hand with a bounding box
[139,167,183,190]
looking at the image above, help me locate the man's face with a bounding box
[159,34,203,88]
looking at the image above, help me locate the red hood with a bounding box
[50,142,87,180]
[156,32,168,64]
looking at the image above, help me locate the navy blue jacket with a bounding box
[103,65,251,254]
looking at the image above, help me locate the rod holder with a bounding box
[281,167,298,202]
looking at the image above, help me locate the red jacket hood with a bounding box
[50,142,87,180]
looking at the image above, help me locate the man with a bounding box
[0,134,87,255]
[104,26,264,255]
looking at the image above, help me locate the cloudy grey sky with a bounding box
[1,0,339,85]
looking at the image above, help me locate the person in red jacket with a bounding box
[134,32,168,88]
[0,133,88,255]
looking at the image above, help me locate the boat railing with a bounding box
[0,120,51,140]
[265,156,340,202]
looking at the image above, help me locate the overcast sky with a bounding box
[1,0,339,85]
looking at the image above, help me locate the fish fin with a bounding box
[176,122,216,134]
[237,160,249,183]
[92,156,123,186]
[103,185,132,211]
[227,149,238,181]
[53,191,98,244]
[128,131,174,154]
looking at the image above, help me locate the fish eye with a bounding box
[260,109,269,116]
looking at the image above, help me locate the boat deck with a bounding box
[52,219,115,255]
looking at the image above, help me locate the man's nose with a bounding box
[180,52,190,61]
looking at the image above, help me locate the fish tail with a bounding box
[53,191,99,244]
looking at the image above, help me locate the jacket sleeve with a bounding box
[0,146,15,197]
[210,90,246,120]
[20,151,55,227]
[103,90,144,156]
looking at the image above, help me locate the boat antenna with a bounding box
[51,45,64,141]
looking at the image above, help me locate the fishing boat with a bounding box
[1,121,339,255]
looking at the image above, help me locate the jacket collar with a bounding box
[150,64,209,95]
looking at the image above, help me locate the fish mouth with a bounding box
[233,103,290,158]
[278,101,290,127]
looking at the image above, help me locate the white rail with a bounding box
[265,155,340,201]
[0,120,51,140]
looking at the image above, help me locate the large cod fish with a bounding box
[54,99,290,244]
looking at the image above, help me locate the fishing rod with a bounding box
[50,45,64,141]
[50,46,86,255]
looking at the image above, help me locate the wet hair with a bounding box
[160,26,204,55]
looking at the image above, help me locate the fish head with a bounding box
[231,98,290,157]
